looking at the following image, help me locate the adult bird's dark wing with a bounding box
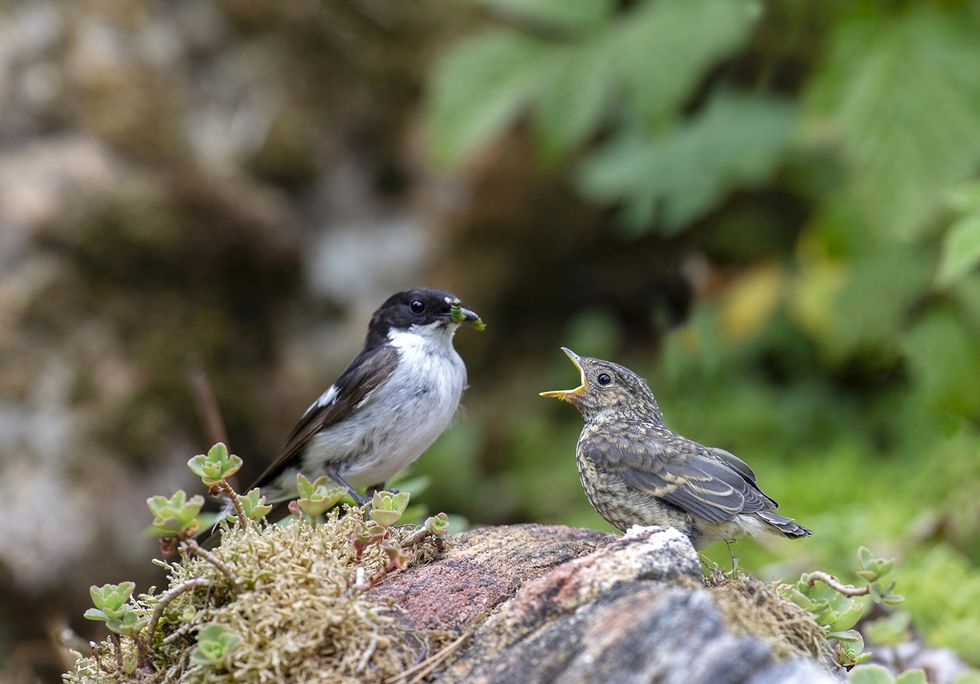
[583,433,777,523]
[248,344,399,490]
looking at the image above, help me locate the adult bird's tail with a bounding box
[758,510,812,539]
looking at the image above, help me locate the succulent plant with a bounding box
[146,490,204,539]
[370,491,411,527]
[239,488,272,522]
[783,546,905,667]
[187,442,243,487]
[847,665,927,684]
[424,512,450,536]
[190,624,241,669]
[84,582,144,637]
[295,474,349,521]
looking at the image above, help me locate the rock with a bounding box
[369,524,613,632]
[369,524,835,684]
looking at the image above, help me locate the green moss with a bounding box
[63,508,442,683]
[706,569,831,664]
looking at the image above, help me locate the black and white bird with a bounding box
[250,288,482,505]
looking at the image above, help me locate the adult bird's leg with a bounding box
[327,470,369,506]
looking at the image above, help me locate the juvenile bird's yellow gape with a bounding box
[540,348,811,550]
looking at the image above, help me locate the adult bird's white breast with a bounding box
[303,322,467,489]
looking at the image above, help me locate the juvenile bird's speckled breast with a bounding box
[575,422,697,541]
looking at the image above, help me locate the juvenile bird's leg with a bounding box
[328,470,369,505]
[725,539,739,575]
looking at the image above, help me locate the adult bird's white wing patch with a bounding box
[303,384,338,418]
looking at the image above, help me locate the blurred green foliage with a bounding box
[422,0,980,666]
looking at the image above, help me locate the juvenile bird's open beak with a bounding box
[539,347,587,401]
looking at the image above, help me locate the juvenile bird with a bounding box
[540,348,811,550]
[250,288,483,505]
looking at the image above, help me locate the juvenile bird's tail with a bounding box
[758,510,812,539]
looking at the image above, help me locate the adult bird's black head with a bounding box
[364,288,481,349]
[540,347,663,422]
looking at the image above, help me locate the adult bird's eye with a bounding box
[410,299,425,314]
[597,373,612,386]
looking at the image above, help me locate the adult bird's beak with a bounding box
[539,347,587,401]
[456,307,480,323]
[448,301,486,331]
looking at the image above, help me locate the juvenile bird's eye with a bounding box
[597,373,612,386]
[410,299,425,313]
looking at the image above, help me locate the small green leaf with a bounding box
[864,611,911,646]
[89,582,136,615]
[147,491,204,538]
[847,666,900,684]
[188,443,243,486]
[105,607,142,637]
[782,586,815,611]
[894,671,927,684]
[240,488,272,521]
[370,491,412,527]
[613,0,762,124]
[191,624,241,669]
[296,473,316,499]
[946,180,980,213]
[880,592,905,606]
[829,598,865,632]
[471,0,613,32]
[83,608,107,622]
[577,92,796,234]
[532,39,612,162]
[953,672,980,684]
[424,512,451,536]
[937,213,980,287]
[371,509,402,527]
[426,30,553,168]
[836,631,870,667]
[830,629,862,644]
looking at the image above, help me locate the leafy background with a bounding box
[0,0,979,680]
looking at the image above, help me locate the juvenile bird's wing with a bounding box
[708,446,780,508]
[249,345,399,489]
[583,433,775,523]
[708,447,756,482]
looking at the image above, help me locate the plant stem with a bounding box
[805,571,869,597]
[91,642,107,672]
[141,578,212,669]
[109,633,123,671]
[182,539,241,588]
[162,623,193,645]
[217,479,249,528]
[385,632,470,684]
[401,527,432,547]
[187,364,229,447]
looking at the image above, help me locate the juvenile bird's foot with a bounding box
[724,539,739,575]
